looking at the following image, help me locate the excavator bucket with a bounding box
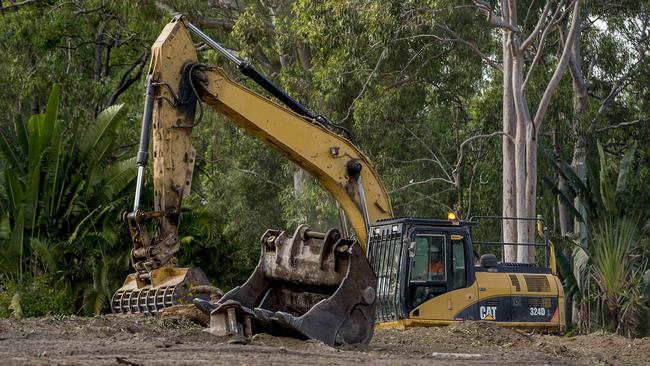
[204,225,377,346]
[112,267,212,314]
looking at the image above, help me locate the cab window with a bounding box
[409,235,446,282]
[451,237,467,289]
[408,234,447,309]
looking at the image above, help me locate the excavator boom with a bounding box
[191,65,393,248]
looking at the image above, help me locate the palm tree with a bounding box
[546,141,649,335]
[0,84,136,316]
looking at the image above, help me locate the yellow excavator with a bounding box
[112,16,565,346]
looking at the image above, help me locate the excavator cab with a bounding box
[369,217,564,331]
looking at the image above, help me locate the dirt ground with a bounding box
[1,314,648,365]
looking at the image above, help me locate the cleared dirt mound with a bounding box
[1,316,649,365]
[372,321,531,354]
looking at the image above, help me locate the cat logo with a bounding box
[479,305,497,321]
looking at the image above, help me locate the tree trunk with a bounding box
[565,17,589,251]
[477,0,580,263]
[93,23,105,82]
[510,42,533,262]
[553,122,574,326]
[502,0,517,262]
[293,168,307,197]
[563,14,587,326]
[525,124,538,263]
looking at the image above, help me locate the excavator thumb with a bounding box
[201,225,377,346]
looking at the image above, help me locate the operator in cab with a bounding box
[429,243,445,280]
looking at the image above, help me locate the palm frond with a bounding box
[95,157,137,203]
[46,117,66,219]
[542,176,585,222]
[83,259,110,315]
[4,168,25,217]
[597,143,617,216]
[22,160,41,230]
[30,238,58,274]
[26,114,44,173]
[8,206,25,281]
[572,244,590,296]
[557,250,580,301]
[0,129,23,175]
[0,212,10,240]
[542,147,591,204]
[38,84,61,152]
[77,104,127,168]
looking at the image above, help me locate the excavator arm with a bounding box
[114,16,389,346]
[183,19,394,248]
[191,65,393,248]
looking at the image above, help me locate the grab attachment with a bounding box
[202,225,377,346]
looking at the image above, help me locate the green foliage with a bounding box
[176,206,260,291]
[549,142,649,335]
[0,84,136,316]
[0,277,74,318]
[591,218,645,333]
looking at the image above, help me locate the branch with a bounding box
[597,75,633,115]
[106,51,147,106]
[523,1,567,89]
[404,126,455,184]
[522,26,551,89]
[436,24,502,71]
[596,118,650,132]
[230,167,283,189]
[153,0,176,15]
[341,48,386,123]
[207,0,246,12]
[204,158,283,189]
[473,0,518,32]
[391,48,452,89]
[73,3,107,15]
[390,177,454,194]
[196,17,234,32]
[393,190,456,212]
[532,0,581,131]
[520,0,552,51]
[454,131,512,177]
[0,0,39,12]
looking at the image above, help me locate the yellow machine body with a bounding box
[376,272,564,331]
[115,17,565,342]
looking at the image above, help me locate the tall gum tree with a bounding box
[474,0,581,262]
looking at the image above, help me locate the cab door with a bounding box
[407,230,478,321]
[406,232,449,316]
[448,233,479,320]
